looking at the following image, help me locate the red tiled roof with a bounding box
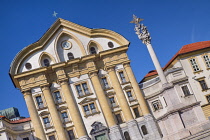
[144,41,210,78]
[0,115,5,118]
[10,117,31,123]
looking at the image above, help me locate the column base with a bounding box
[127,119,143,140]
[79,135,91,140]
[109,125,123,140]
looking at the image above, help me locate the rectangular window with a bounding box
[82,83,89,94]
[109,97,116,107]
[76,82,90,97]
[102,77,109,89]
[152,100,162,111]
[115,113,123,124]
[49,135,56,140]
[119,71,126,83]
[190,58,200,72]
[54,91,62,103]
[126,91,134,101]
[83,103,97,116]
[61,112,69,122]
[181,85,191,96]
[43,117,50,127]
[133,107,140,118]
[203,55,210,68]
[23,138,29,140]
[36,96,44,108]
[76,84,84,96]
[199,80,208,91]
[206,95,210,103]
[67,130,76,140]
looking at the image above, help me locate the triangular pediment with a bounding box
[79,97,96,105]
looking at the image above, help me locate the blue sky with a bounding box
[1,0,210,117]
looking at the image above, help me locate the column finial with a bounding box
[130,15,151,45]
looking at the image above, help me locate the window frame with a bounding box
[61,111,70,123]
[82,101,99,117]
[118,71,127,83]
[67,129,76,140]
[34,95,45,109]
[189,57,201,72]
[202,54,210,68]
[75,82,92,98]
[151,100,162,111]
[115,112,124,124]
[198,79,209,91]
[132,106,141,118]
[67,52,74,60]
[90,47,97,54]
[101,77,110,89]
[42,116,51,128]
[181,85,191,96]
[109,96,118,108]
[53,91,63,104]
[206,94,210,103]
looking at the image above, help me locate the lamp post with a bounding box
[130,15,168,86]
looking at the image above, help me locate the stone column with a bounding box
[146,44,168,85]
[59,80,90,140]
[41,85,68,140]
[123,63,150,115]
[23,90,46,140]
[89,72,123,140]
[107,67,142,140]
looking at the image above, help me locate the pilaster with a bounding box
[59,80,90,140]
[123,62,150,115]
[23,90,46,140]
[41,85,69,140]
[89,72,123,139]
[107,67,133,121]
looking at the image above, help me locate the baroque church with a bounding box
[0,18,209,140]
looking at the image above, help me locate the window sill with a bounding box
[202,88,210,92]
[111,105,119,109]
[84,111,100,118]
[78,93,93,99]
[63,120,72,124]
[121,81,130,85]
[45,126,54,130]
[56,101,66,105]
[104,87,113,91]
[37,106,48,111]
[193,70,203,74]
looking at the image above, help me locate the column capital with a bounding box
[123,61,131,68]
[88,71,98,78]
[22,90,31,97]
[40,84,50,91]
[106,67,115,73]
[58,79,69,86]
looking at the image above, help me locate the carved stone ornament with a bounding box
[90,121,108,135]
[130,15,151,45]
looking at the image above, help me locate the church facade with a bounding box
[9,18,160,140]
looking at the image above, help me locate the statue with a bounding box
[130,15,151,45]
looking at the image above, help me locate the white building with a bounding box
[140,41,210,140]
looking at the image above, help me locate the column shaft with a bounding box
[124,63,150,115]
[23,91,46,140]
[41,86,68,140]
[60,81,89,139]
[90,72,116,127]
[146,44,168,85]
[108,68,134,121]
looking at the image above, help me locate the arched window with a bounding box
[124,131,131,140]
[90,47,97,54]
[67,52,74,60]
[43,59,50,67]
[141,125,148,135]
